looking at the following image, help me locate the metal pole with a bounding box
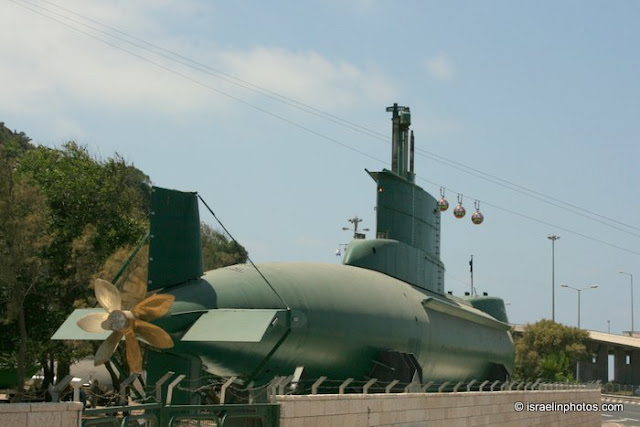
[577,289,581,329]
[620,272,634,333]
[548,235,560,321]
[470,255,474,296]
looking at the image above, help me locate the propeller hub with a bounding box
[102,310,134,331]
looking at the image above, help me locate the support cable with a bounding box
[197,195,291,310]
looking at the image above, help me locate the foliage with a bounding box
[0,123,250,395]
[514,319,589,381]
[0,135,152,391]
[201,222,248,270]
[0,125,49,398]
[537,351,573,382]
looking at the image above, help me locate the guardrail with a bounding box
[42,372,602,426]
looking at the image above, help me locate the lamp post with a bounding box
[548,235,560,322]
[561,283,598,383]
[620,271,634,333]
[560,283,599,329]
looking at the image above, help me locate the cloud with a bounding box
[0,1,395,120]
[425,53,455,81]
[216,47,394,109]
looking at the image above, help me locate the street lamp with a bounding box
[619,271,634,333]
[560,283,599,329]
[561,283,598,383]
[548,234,560,321]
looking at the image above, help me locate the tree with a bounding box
[201,222,248,270]
[514,319,589,381]
[16,142,151,389]
[0,129,49,400]
[0,124,250,397]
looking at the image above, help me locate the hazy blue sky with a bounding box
[2,1,639,333]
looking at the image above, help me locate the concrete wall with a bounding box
[276,389,600,427]
[0,402,82,427]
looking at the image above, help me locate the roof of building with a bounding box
[512,324,640,350]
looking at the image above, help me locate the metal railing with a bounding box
[42,371,602,426]
[262,376,602,400]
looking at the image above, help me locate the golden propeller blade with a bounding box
[77,312,109,332]
[125,332,143,373]
[121,267,148,310]
[135,320,174,349]
[131,294,175,321]
[94,279,122,312]
[94,331,123,366]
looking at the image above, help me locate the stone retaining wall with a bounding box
[0,402,82,427]
[276,389,601,426]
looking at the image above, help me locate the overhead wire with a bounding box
[8,0,386,167]
[8,0,640,256]
[28,0,640,239]
[414,175,640,257]
[13,0,638,236]
[27,0,391,143]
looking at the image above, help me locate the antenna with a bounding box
[342,216,369,239]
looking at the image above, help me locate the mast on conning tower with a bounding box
[385,103,415,182]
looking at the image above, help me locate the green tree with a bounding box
[1,124,250,396]
[201,222,248,270]
[16,142,151,388]
[0,127,49,400]
[514,319,589,381]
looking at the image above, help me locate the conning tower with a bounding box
[343,103,445,294]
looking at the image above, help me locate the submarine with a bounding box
[54,104,514,402]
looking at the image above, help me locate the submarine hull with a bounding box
[164,262,514,385]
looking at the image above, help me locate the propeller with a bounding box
[76,278,175,373]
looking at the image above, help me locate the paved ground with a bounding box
[602,395,640,426]
[69,358,114,387]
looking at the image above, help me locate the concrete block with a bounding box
[341,413,360,426]
[307,400,327,417]
[30,402,69,412]
[445,417,471,427]
[300,416,318,427]
[327,399,351,415]
[3,413,29,427]
[424,407,445,420]
[404,409,427,422]
[279,402,292,418]
[354,413,368,426]
[381,397,397,412]
[61,410,81,427]
[293,400,311,418]
[446,405,474,419]
[0,403,30,413]
[379,410,406,425]
[368,411,381,426]
[28,411,62,427]
[347,398,367,413]
[328,414,347,427]
[425,395,450,409]
[364,397,384,413]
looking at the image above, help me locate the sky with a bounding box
[1,0,639,334]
